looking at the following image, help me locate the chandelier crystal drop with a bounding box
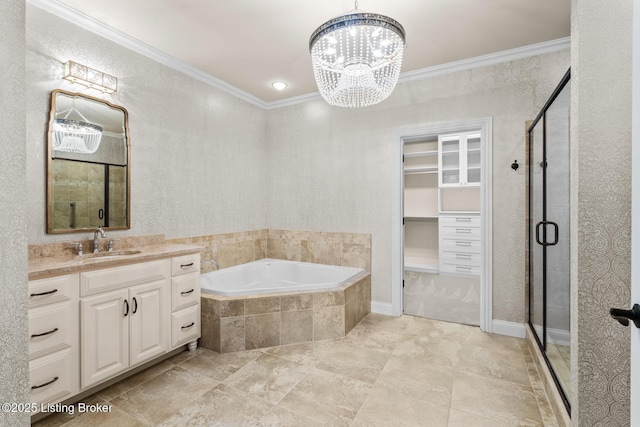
[309,2,405,108]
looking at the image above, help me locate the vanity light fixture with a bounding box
[63,60,118,94]
[309,0,405,108]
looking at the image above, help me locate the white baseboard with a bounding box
[370,301,394,316]
[491,320,526,338]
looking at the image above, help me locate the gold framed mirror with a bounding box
[47,89,130,233]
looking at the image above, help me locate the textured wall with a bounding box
[0,0,29,426]
[266,52,570,321]
[571,0,632,425]
[26,5,268,244]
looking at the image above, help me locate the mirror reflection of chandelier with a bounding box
[52,118,102,154]
[52,101,103,154]
[309,1,406,108]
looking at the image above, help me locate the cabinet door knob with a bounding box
[123,299,129,317]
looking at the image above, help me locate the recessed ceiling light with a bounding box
[271,81,287,91]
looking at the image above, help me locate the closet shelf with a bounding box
[404,150,438,158]
[404,255,439,273]
[404,166,438,174]
[404,216,439,221]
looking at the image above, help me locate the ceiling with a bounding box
[52,0,570,104]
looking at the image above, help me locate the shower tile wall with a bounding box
[51,159,105,229]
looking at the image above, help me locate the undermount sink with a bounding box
[80,250,142,260]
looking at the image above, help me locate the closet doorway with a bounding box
[392,119,492,331]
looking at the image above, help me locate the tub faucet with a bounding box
[93,227,107,253]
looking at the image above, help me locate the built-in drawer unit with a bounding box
[28,275,79,411]
[170,254,201,350]
[439,214,481,277]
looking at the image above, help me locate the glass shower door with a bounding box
[528,69,571,412]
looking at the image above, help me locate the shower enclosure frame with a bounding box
[527,68,571,415]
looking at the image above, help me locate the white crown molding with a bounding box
[29,0,570,111]
[28,0,269,110]
[398,37,571,84]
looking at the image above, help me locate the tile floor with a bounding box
[32,314,558,426]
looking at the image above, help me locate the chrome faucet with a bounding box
[93,227,107,253]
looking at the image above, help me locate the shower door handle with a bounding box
[535,221,545,245]
[546,221,559,246]
[535,221,559,246]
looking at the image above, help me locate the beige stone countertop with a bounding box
[29,244,203,280]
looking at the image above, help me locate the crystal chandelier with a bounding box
[309,1,406,108]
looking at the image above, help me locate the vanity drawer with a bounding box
[28,274,78,309]
[80,259,170,297]
[171,305,200,348]
[29,301,74,358]
[30,347,76,407]
[171,254,201,277]
[172,272,200,312]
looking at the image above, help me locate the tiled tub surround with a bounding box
[200,274,371,353]
[167,229,372,274]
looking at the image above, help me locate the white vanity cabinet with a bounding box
[79,259,171,389]
[28,274,79,407]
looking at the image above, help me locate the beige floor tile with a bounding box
[447,408,501,427]
[342,321,405,353]
[222,353,310,404]
[278,368,372,425]
[109,366,218,425]
[376,355,454,407]
[34,314,557,427]
[177,348,263,381]
[352,386,450,427]
[31,394,108,427]
[265,340,338,369]
[96,360,175,401]
[248,405,325,427]
[455,342,532,386]
[450,371,544,426]
[158,383,272,427]
[55,405,146,427]
[392,333,460,368]
[315,340,391,384]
